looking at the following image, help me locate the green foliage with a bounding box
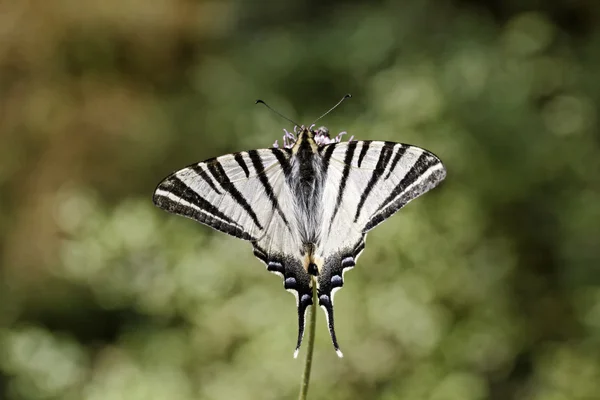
[1,1,599,399]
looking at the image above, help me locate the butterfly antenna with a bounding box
[255,99,301,127]
[312,93,352,125]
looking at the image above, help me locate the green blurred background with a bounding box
[1,1,600,399]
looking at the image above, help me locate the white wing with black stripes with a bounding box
[314,141,446,355]
[154,149,288,241]
[153,148,316,354]
[153,126,446,359]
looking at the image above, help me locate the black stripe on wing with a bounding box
[248,150,291,229]
[153,176,254,240]
[328,141,358,226]
[357,141,370,168]
[270,148,292,178]
[319,142,336,172]
[207,159,264,230]
[234,152,251,178]
[191,164,222,195]
[353,142,395,222]
[385,145,407,180]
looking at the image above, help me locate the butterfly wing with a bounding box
[153,140,446,358]
[153,148,313,355]
[316,141,446,355]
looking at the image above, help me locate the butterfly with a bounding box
[153,121,446,358]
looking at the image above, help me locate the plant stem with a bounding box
[298,277,317,400]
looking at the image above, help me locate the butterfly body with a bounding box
[289,129,326,254]
[153,125,446,358]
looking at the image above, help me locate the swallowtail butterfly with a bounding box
[153,108,446,358]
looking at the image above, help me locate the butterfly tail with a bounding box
[293,291,314,358]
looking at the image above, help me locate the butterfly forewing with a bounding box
[328,141,446,231]
[154,149,281,240]
[316,140,445,269]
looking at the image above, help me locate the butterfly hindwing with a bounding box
[252,244,314,358]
